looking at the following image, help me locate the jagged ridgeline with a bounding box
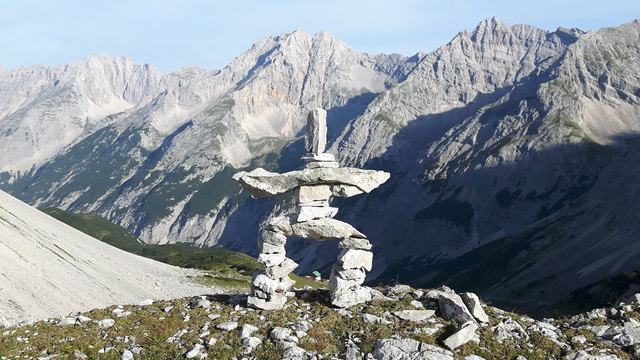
[1,18,640,314]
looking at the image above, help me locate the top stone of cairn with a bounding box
[305,108,328,155]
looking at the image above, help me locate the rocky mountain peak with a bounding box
[470,16,510,41]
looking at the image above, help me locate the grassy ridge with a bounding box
[40,207,325,289]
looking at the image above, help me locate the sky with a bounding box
[1,0,639,73]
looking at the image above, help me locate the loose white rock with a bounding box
[215,321,238,331]
[239,324,259,339]
[443,321,480,350]
[121,349,134,360]
[393,310,435,322]
[460,292,489,324]
[97,319,115,328]
[185,344,205,359]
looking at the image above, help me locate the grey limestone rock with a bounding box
[215,321,238,331]
[252,274,295,294]
[233,167,390,198]
[270,326,298,343]
[121,349,134,360]
[185,344,205,359]
[296,205,338,222]
[373,338,454,360]
[258,242,285,254]
[338,249,373,271]
[493,318,530,341]
[97,319,115,328]
[443,321,480,350]
[336,268,367,281]
[331,185,365,198]
[331,287,372,308]
[247,294,287,310]
[288,218,366,241]
[282,345,308,360]
[305,108,328,155]
[460,292,489,324]
[241,336,262,353]
[264,258,298,279]
[258,230,288,246]
[392,310,435,322]
[330,271,365,295]
[239,324,259,339]
[426,288,476,325]
[338,237,372,250]
[565,351,621,360]
[258,252,286,267]
[296,185,332,203]
[361,313,392,325]
[385,285,412,298]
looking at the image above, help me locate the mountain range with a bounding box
[1,17,639,312]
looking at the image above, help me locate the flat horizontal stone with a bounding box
[259,230,287,246]
[297,185,332,203]
[305,161,339,169]
[216,321,238,331]
[298,200,330,207]
[443,321,479,350]
[301,153,335,162]
[338,249,373,271]
[259,242,285,254]
[338,237,372,250]
[392,310,436,322]
[252,274,296,294]
[336,268,366,281]
[286,218,366,241]
[234,167,390,199]
[296,206,338,222]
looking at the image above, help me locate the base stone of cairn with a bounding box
[234,108,389,310]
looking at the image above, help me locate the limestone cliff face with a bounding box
[0,55,165,178]
[2,19,640,309]
[0,30,406,249]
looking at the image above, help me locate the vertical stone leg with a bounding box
[247,219,298,310]
[329,237,373,308]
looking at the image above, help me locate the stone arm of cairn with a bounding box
[232,167,389,199]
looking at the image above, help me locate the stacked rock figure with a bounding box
[234,108,389,309]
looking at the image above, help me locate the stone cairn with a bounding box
[233,108,389,309]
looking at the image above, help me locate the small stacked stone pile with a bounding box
[234,108,389,310]
[247,228,298,310]
[330,237,374,307]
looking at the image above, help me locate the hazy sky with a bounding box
[1,0,639,73]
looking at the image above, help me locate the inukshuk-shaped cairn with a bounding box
[233,108,390,310]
